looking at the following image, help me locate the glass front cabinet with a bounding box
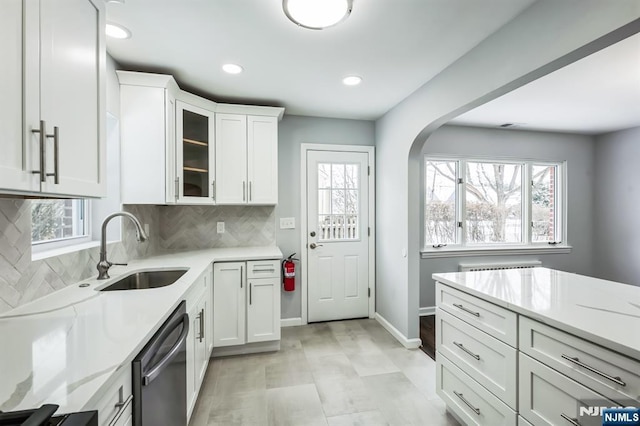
[176,101,216,204]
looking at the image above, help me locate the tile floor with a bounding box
[189,319,460,426]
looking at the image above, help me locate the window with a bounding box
[317,162,360,240]
[31,199,89,246]
[424,156,565,252]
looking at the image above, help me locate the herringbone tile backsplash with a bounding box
[0,200,275,314]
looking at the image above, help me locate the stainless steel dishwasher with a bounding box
[133,301,189,426]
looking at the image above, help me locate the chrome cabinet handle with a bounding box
[243,181,246,201]
[109,394,133,426]
[560,413,580,426]
[46,126,59,184]
[198,308,204,342]
[454,341,481,360]
[212,180,216,200]
[561,354,626,386]
[249,181,252,201]
[175,177,179,201]
[453,391,480,415]
[249,283,252,305]
[309,243,323,249]
[31,120,47,182]
[240,265,243,288]
[452,303,480,317]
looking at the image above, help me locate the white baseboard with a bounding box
[281,317,303,327]
[375,313,422,349]
[212,340,280,358]
[419,306,436,316]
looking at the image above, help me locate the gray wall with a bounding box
[593,126,640,286]
[276,115,375,319]
[419,125,596,308]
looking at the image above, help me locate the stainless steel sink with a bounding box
[100,269,188,291]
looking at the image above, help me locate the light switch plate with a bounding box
[217,222,225,233]
[280,217,295,229]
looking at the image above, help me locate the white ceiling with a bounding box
[106,0,535,120]
[450,32,640,135]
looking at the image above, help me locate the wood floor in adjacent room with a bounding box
[419,315,436,361]
[189,319,457,426]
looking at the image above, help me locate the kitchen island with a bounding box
[0,246,281,423]
[433,267,640,426]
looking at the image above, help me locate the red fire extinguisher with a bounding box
[282,253,298,292]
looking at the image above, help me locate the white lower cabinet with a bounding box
[213,260,281,351]
[437,355,516,426]
[93,365,133,426]
[185,265,213,421]
[519,353,615,426]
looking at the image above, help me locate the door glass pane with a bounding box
[425,160,457,245]
[532,164,558,242]
[318,163,331,189]
[465,162,522,243]
[182,109,209,197]
[317,162,360,240]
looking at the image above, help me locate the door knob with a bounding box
[309,243,323,249]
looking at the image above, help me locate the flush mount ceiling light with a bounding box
[105,23,131,39]
[342,75,362,86]
[222,63,244,74]
[283,0,352,30]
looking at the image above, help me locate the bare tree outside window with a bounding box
[318,163,359,240]
[31,199,87,244]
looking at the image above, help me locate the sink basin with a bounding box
[100,269,188,291]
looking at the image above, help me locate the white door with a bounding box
[247,115,278,204]
[307,150,370,322]
[215,114,247,204]
[247,277,280,343]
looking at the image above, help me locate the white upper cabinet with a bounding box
[216,113,279,205]
[1,0,106,197]
[176,101,216,204]
[215,114,248,204]
[118,71,179,204]
[247,116,278,205]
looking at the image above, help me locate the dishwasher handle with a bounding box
[142,313,189,386]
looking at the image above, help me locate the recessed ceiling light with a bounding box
[283,0,352,30]
[222,63,244,74]
[342,75,362,86]
[105,23,131,39]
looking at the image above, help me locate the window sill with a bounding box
[32,240,119,261]
[420,245,572,259]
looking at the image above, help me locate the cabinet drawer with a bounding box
[436,282,517,346]
[520,316,640,405]
[437,308,517,409]
[437,354,516,426]
[247,260,280,279]
[519,353,615,426]
[93,365,133,426]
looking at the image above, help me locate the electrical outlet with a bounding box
[217,222,225,233]
[280,217,295,229]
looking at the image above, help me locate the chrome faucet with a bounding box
[97,211,149,280]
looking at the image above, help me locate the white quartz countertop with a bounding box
[433,267,640,361]
[0,246,282,414]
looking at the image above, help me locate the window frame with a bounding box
[31,199,92,255]
[422,154,569,258]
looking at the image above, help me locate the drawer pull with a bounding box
[109,394,133,426]
[253,268,275,272]
[561,354,626,387]
[560,413,580,426]
[453,391,480,415]
[453,341,481,360]
[452,303,480,317]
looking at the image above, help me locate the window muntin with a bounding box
[31,199,89,245]
[424,157,564,250]
[318,163,360,240]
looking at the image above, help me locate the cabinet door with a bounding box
[186,297,200,419]
[247,116,278,205]
[39,0,106,197]
[247,277,281,343]
[215,114,247,204]
[194,295,209,393]
[0,0,39,193]
[176,101,216,204]
[204,267,214,354]
[213,262,246,347]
